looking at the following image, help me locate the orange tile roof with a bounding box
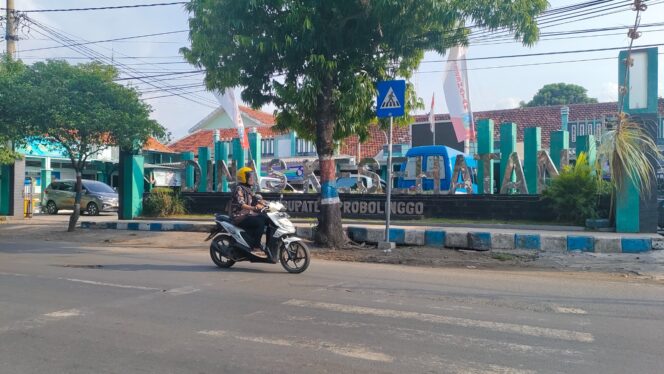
[341,124,410,160]
[169,127,283,155]
[142,137,175,153]
[239,106,276,126]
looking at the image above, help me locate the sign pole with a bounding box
[385,115,393,242]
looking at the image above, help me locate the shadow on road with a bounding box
[98,263,286,274]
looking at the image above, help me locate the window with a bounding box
[83,181,115,194]
[425,156,445,179]
[571,124,577,142]
[261,138,274,156]
[60,182,74,192]
[579,122,585,136]
[296,139,316,155]
[403,157,422,179]
[659,118,664,139]
[587,123,593,138]
[596,122,602,138]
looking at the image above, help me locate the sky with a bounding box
[4,0,664,141]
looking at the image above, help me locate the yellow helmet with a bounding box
[236,167,254,184]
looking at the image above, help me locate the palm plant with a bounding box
[598,113,661,198]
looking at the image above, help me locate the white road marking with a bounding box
[44,309,81,318]
[552,306,587,315]
[0,309,84,334]
[198,330,394,363]
[284,299,594,343]
[164,286,200,296]
[281,315,583,358]
[412,354,538,374]
[61,278,162,291]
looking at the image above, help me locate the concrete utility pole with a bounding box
[5,0,16,58]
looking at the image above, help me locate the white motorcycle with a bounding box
[205,199,310,274]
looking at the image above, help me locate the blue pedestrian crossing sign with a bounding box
[376,80,406,118]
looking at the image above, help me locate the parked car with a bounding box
[43,180,119,215]
[259,176,303,193]
[336,174,386,192]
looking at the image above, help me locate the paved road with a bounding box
[1,239,663,373]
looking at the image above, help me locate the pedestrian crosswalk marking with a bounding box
[198,330,394,362]
[380,87,401,109]
[283,299,594,343]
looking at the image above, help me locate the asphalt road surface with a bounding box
[1,238,663,373]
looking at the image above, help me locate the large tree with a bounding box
[0,56,30,164]
[522,83,598,107]
[7,60,163,231]
[182,0,547,248]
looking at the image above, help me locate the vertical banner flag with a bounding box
[443,46,475,142]
[429,93,435,134]
[215,88,249,149]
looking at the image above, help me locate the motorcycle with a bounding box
[205,198,311,274]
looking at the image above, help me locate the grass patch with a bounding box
[491,253,517,261]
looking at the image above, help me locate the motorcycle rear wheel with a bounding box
[279,241,310,274]
[210,236,236,269]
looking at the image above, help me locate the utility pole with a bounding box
[5,0,16,58]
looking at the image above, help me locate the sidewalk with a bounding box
[80,218,664,254]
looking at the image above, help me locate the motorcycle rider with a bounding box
[230,167,268,258]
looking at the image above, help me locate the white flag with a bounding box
[443,46,474,142]
[214,88,249,149]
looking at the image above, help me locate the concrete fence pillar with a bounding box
[524,127,541,194]
[499,123,517,192]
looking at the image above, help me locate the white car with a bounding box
[259,176,303,193]
[336,174,386,191]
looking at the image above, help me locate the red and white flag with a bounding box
[428,93,435,134]
[442,46,474,142]
[214,88,249,149]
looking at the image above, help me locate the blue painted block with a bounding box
[468,232,491,251]
[347,227,368,242]
[621,238,651,253]
[389,228,406,244]
[80,222,92,229]
[149,223,162,231]
[425,230,446,247]
[107,222,117,230]
[515,234,541,250]
[567,236,594,252]
[127,222,139,231]
[174,224,194,231]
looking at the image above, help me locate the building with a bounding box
[170,106,352,171]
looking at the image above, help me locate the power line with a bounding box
[2,2,187,13]
[113,70,203,81]
[142,89,209,101]
[414,53,664,75]
[419,43,664,63]
[20,30,188,53]
[24,18,218,108]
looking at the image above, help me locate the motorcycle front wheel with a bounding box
[210,236,236,269]
[279,241,310,274]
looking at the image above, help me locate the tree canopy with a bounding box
[182,0,548,247]
[522,83,598,107]
[0,56,30,164]
[1,59,164,230]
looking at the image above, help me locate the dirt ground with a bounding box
[2,221,664,283]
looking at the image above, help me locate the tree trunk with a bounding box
[313,81,347,249]
[67,170,82,232]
